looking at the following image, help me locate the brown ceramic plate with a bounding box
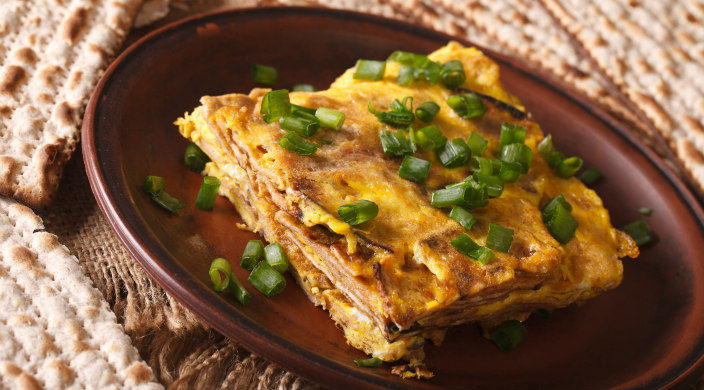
[83,7,704,389]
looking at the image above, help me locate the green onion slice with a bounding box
[441,60,466,88]
[319,139,334,145]
[368,97,415,128]
[264,242,290,274]
[542,195,578,245]
[143,176,184,213]
[500,143,533,173]
[447,93,486,119]
[415,125,447,150]
[449,206,476,230]
[279,113,320,137]
[209,258,232,292]
[379,130,413,156]
[338,200,379,225]
[467,132,488,156]
[621,220,653,246]
[486,223,514,253]
[474,172,504,198]
[184,143,210,172]
[387,51,443,84]
[354,357,383,367]
[248,261,286,297]
[278,133,319,155]
[578,167,602,185]
[499,160,522,183]
[450,233,495,265]
[292,83,315,92]
[228,274,251,305]
[499,122,527,150]
[353,59,386,81]
[290,104,317,116]
[261,89,290,123]
[556,156,583,178]
[638,207,653,216]
[491,320,527,352]
[415,101,440,123]
[542,194,573,213]
[470,156,494,175]
[398,155,431,183]
[437,138,472,168]
[315,107,346,130]
[195,176,220,211]
[537,134,564,169]
[241,240,264,271]
[143,175,166,195]
[251,64,277,85]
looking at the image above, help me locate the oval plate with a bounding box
[83,7,704,389]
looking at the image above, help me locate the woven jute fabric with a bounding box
[29,0,704,388]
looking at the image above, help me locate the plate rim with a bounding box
[81,6,704,389]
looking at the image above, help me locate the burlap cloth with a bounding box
[37,0,704,388]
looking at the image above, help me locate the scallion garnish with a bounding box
[500,143,533,173]
[228,274,251,305]
[397,64,414,85]
[379,130,413,156]
[315,107,346,130]
[578,167,602,185]
[264,242,290,274]
[441,60,466,88]
[353,59,386,81]
[498,161,522,183]
[209,258,232,292]
[248,261,286,297]
[447,93,485,119]
[368,97,415,128]
[354,357,383,367]
[319,139,334,145]
[542,194,578,244]
[637,207,653,216]
[474,173,504,198]
[280,112,320,137]
[437,138,472,168]
[398,155,431,183]
[491,320,526,352]
[415,101,440,123]
[556,156,583,178]
[387,51,442,84]
[195,176,220,211]
[292,83,315,92]
[338,200,379,225]
[537,134,564,169]
[450,233,495,265]
[486,223,514,253]
[621,220,653,246]
[449,206,476,230]
[184,143,210,172]
[143,175,184,213]
[278,133,319,155]
[261,89,290,123]
[241,239,264,271]
[250,64,277,85]
[431,186,470,208]
[470,156,494,175]
[499,122,527,150]
[290,104,317,116]
[415,125,446,150]
[467,132,488,156]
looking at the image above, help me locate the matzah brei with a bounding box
[0,0,143,208]
[0,196,163,390]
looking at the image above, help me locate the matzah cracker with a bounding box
[541,0,704,194]
[0,196,163,390]
[0,0,143,208]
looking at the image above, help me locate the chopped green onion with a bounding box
[556,156,583,179]
[441,60,466,88]
[319,139,334,145]
[241,240,264,271]
[451,233,495,265]
[354,357,383,367]
[537,134,564,169]
[195,176,220,211]
[368,97,415,128]
[486,223,514,252]
[397,64,414,85]
[315,107,346,130]
[184,143,210,172]
[264,242,290,274]
[353,59,386,81]
[260,89,290,123]
[490,159,503,175]
[278,133,319,155]
[449,206,477,230]
[638,207,653,216]
[621,220,653,246]
[413,57,442,84]
[279,113,320,137]
[250,64,277,85]
[143,175,184,213]
[498,160,522,183]
[398,156,431,183]
[290,104,317,116]
[437,138,472,168]
[491,320,526,352]
[467,132,488,156]
[470,156,494,175]
[534,308,552,319]
[500,143,533,173]
[474,172,504,198]
[415,125,447,150]
[292,83,315,92]
[228,274,251,305]
[248,261,286,297]
[338,200,379,225]
[387,51,442,84]
[542,195,578,244]
[578,167,602,185]
[379,130,413,156]
[415,101,440,123]
[431,186,469,208]
[447,93,486,119]
[209,258,232,292]
[499,122,527,150]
